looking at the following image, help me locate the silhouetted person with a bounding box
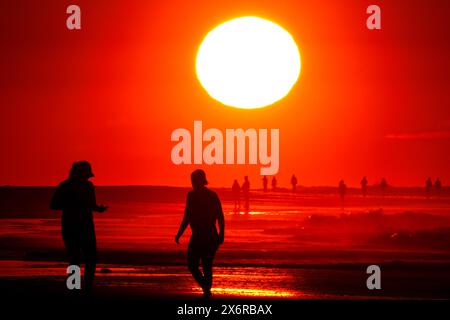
[271,176,277,191]
[338,179,347,209]
[175,170,225,299]
[435,178,442,196]
[425,177,433,198]
[262,176,268,193]
[380,178,388,197]
[361,176,368,197]
[231,179,241,212]
[291,174,298,193]
[242,176,250,212]
[50,161,108,295]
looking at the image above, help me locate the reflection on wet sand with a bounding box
[210,287,296,298]
[1,186,450,299]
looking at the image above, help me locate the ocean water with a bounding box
[1,186,450,299]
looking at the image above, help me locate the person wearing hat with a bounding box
[50,161,108,295]
[175,169,225,299]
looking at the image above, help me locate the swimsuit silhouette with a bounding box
[175,169,225,298]
[50,161,107,294]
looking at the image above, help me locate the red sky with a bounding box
[1,0,449,187]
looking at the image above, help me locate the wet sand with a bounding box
[1,186,450,300]
[1,260,450,300]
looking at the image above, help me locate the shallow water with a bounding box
[1,187,450,299]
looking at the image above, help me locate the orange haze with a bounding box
[1,0,449,187]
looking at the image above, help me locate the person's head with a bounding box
[191,169,208,189]
[69,161,94,180]
[244,176,248,181]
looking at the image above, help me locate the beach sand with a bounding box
[1,186,450,300]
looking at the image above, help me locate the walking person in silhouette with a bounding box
[262,176,268,193]
[242,176,250,212]
[50,161,108,295]
[175,170,225,299]
[338,179,347,210]
[271,176,277,191]
[231,179,241,212]
[435,178,442,196]
[291,174,298,193]
[361,176,368,197]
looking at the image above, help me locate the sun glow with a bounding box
[196,16,301,109]
[211,287,296,297]
[190,286,297,298]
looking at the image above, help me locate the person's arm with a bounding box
[175,193,190,244]
[217,195,225,245]
[89,183,108,213]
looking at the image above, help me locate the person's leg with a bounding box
[188,241,205,291]
[201,257,213,296]
[81,226,97,295]
[201,243,218,297]
[63,230,81,266]
[63,230,81,296]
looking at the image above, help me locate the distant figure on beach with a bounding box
[425,177,433,198]
[271,176,277,191]
[291,174,298,193]
[262,176,268,193]
[360,176,368,197]
[380,178,388,197]
[242,176,250,212]
[435,178,442,195]
[175,170,225,299]
[231,179,241,212]
[338,179,347,209]
[50,161,108,295]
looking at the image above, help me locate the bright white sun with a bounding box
[196,16,301,109]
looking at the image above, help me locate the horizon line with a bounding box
[0,184,446,189]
